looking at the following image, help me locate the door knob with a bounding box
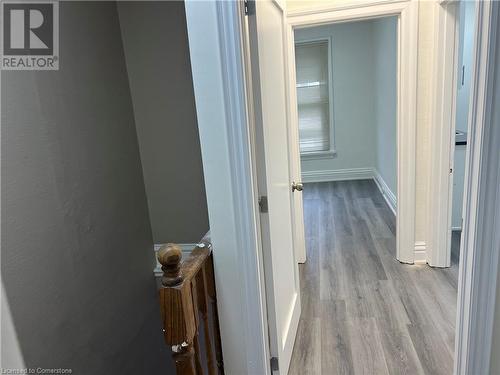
[292,181,303,192]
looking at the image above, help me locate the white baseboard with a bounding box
[301,167,373,183]
[414,241,427,264]
[153,243,198,277]
[372,169,397,215]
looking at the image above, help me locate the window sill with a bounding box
[300,150,337,160]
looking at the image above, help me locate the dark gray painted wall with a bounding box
[118,1,209,244]
[1,2,172,373]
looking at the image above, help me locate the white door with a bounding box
[247,1,302,373]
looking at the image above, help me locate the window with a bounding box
[295,39,334,157]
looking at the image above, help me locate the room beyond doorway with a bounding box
[294,16,400,259]
[296,18,398,213]
[287,6,419,265]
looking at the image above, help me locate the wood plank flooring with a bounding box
[288,180,459,375]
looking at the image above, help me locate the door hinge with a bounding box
[258,196,268,213]
[270,357,279,371]
[244,0,254,16]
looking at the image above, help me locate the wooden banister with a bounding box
[158,236,224,375]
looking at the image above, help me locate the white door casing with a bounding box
[427,0,461,268]
[247,0,302,373]
[185,1,271,373]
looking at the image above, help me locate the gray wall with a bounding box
[373,17,398,196]
[118,1,209,245]
[296,21,377,173]
[1,2,172,373]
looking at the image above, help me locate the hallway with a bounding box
[289,180,458,375]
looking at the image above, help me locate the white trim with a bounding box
[373,169,397,215]
[287,0,408,18]
[414,241,427,264]
[185,1,270,373]
[287,0,413,27]
[451,226,462,232]
[301,167,373,183]
[300,150,337,160]
[454,2,500,374]
[427,0,460,268]
[287,0,418,264]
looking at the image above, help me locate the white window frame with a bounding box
[294,36,336,160]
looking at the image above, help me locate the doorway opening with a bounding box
[288,14,459,375]
[294,16,398,245]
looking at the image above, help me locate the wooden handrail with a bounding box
[158,236,224,375]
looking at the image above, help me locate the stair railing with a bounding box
[157,236,223,375]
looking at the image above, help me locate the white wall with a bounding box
[296,18,397,201]
[373,17,398,198]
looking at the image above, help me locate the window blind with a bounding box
[295,41,331,153]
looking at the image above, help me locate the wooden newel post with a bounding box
[158,244,197,375]
[158,243,183,287]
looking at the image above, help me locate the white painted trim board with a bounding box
[427,0,460,268]
[373,169,397,216]
[185,1,270,373]
[301,167,373,183]
[414,241,427,264]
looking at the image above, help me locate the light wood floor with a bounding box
[289,180,459,375]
